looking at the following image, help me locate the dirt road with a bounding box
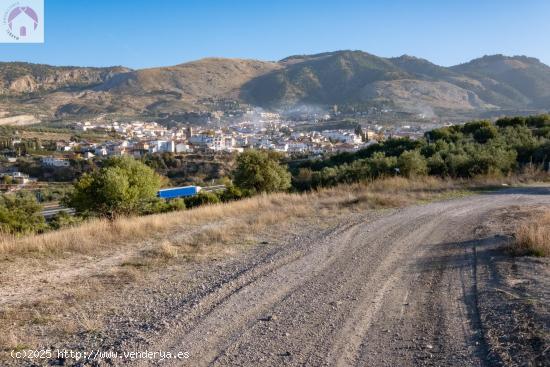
[112,187,547,367]
[9,187,547,367]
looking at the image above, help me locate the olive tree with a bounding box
[397,150,428,177]
[233,150,291,193]
[0,193,46,234]
[64,156,162,218]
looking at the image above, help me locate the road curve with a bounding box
[142,187,550,367]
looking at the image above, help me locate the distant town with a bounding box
[0,105,453,192]
[65,108,442,154]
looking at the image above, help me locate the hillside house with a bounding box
[42,156,70,167]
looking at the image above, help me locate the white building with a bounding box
[42,157,70,167]
[210,135,235,151]
[94,147,108,156]
[321,130,362,144]
[2,171,31,184]
[149,140,175,154]
[274,144,289,152]
[288,142,309,153]
[82,152,95,160]
[189,134,213,146]
[175,142,192,153]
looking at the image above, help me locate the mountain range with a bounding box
[1,50,550,123]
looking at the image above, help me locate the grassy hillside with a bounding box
[0,176,493,256]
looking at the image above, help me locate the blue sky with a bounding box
[1,0,549,69]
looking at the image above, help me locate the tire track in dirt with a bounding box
[126,187,550,367]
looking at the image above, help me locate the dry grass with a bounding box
[0,175,516,258]
[151,240,179,259]
[0,306,42,351]
[0,278,109,353]
[0,331,33,351]
[512,210,550,257]
[68,308,104,334]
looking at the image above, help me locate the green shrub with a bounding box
[184,191,221,208]
[292,168,314,191]
[49,211,82,230]
[427,153,448,176]
[473,125,498,143]
[141,197,186,215]
[0,193,46,235]
[64,156,162,218]
[461,120,493,135]
[218,185,247,202]
[366,152,398,178]
[397,150,428,177]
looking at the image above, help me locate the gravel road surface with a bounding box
[123,187,549,367]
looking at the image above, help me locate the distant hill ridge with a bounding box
[1,50,550,120]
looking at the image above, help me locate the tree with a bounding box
[64,156,162,218]
[397,150,428,177]
[293,168,314,191]
[495,116,527,128]
[461,120,493,135]
[233,150,291,193]
[473,125,498,143]
[354,125,366,141]
[0,193,46,234]
[366,152,398,178]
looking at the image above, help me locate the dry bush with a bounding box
[469,169,550,188]
[55,309,104,335]
[368,176,452,192]
[513,210,550,257]
[145,240,178,260]
[74,310,104,333]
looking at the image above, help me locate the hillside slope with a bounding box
[451,54,550,108]
[99,58,280,100]
[242,51,548,113]
[0,62,130,94]
[1,51,550,121]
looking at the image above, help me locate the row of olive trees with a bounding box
[293,117,550,190]
[293,150,429,190]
